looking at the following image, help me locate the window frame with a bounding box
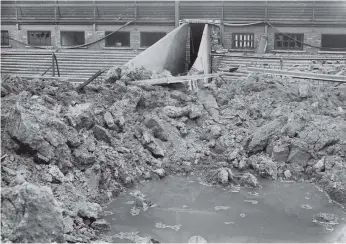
[232,33,255,49]
[274,33,304,50]
[140,32,166,48]
[105,31,130,47]
[1,30,9,46]
[27,31,52,46]
[60,31,85,47]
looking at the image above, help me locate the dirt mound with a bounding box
[1,73,346,242]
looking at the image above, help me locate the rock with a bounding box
[1,182,64,243]
[287,145,311,166]
[239,172,259,188]
[93,125,112,145]
[49,165,65,183]
[208,125,222,140]
[135,128,165,158]
[163,106,190,118]
[90,219,111,231]
[188,104,203,119]
[228,148,240,162]
[284,170,292,179]
[217,168,229,185]
[153,168,165,178]
[298,81,311,98]
[271,143,289,163]
[252,156,278,180]
[103,112,117,130]
[73,147,96,168]
[143,115,168,142]
[77,202,102,219]
[313,212,338,223]
[313,157,325,172]
[6,93,68,162]
[238,159,248,171]
[63,216,74,234]
[67,103,95,131]
[248,117,287,154]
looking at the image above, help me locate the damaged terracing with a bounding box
[1,66,346,242]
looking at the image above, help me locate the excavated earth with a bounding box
[1,73,346,243]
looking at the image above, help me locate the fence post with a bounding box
[52,53,55,77]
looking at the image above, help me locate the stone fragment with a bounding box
[93,125,112,145]
[153,168,165,178]
[77,202,102,219]
[91,219,111,231]
[1,182,64,243]
[272,143,289,163]
[239,172,259,188]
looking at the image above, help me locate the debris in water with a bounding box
[305,197,310,200]
[244,199,258,205]
[240,213,246,217]
[113,231,151,243]
[300,204,313,209]
[155,222,181,231]
[224,222,236,225]
[130,206,141,216]
[325,224,334,231]
[247,192,259,196]
[182,205,188,208]
[126,201,135,205]
[214,206,230,211]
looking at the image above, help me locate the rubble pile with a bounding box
[105,64,173,83]
[1,72,346,242]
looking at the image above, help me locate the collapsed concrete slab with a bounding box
[126,24,189,76]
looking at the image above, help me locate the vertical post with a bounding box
[175,0,180,27]
[134,1,138,19]
[52,54,55,77]
[220,1,224,47]
[265,0,268,22]
[280,58,283,70]
[312,0,315,23]
[93,0,96,21]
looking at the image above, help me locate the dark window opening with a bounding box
[105,31,130,47]
[275,33,304,50]
[321,34,346,51]
[28,31,51,46]
[61,31,85,46]
[189,23,204,69]
[232,33,254,49]
[1,30,9,46]
[140,32,166,48]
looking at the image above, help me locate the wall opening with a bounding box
[28,31,51,46]
[105,31,130,47]
[61,31,85,46]
[274,33,304,50]
[189,23,204,69]
[1,30,9,46]
[140,32,166,48]
[321,34,346,51]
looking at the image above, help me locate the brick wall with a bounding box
[222,25,346,54]
[1,24,174,50]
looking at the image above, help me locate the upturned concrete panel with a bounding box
[126,23,189,75]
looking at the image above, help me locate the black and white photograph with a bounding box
[1,0,346,243]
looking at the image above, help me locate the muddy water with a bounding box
[104,176,346,243]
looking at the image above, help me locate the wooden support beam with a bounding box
[247,67,346,83]
[127,72,230,86]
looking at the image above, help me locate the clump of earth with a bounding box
[1,72,346,243]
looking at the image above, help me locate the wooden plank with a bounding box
[127,72,230,86]
[247,67,346,82]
